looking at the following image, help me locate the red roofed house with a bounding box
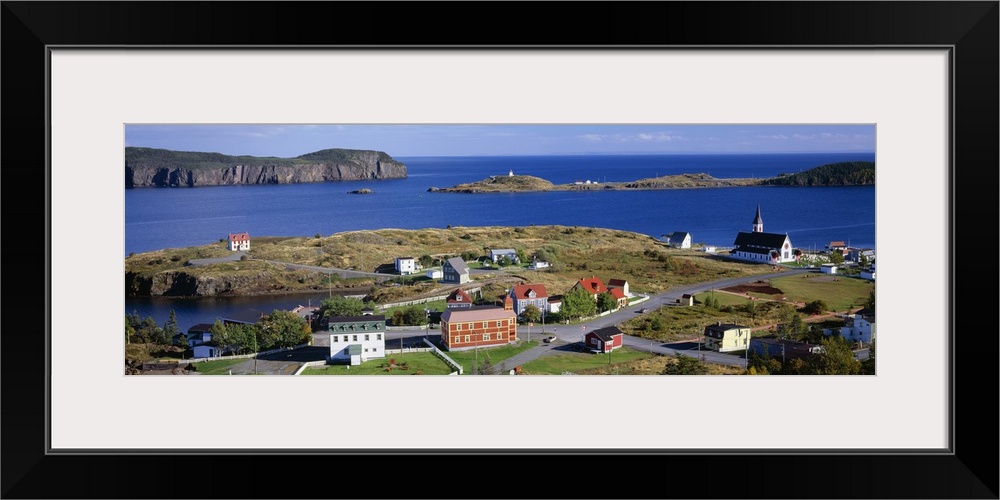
[228,232,250,251]
[508,284,549,317]
[440,296,517,351]
[828,241,847,251]
[609,287,628,309]
[607,278,630,297]
[585,326,624,354]
[572,276,608,301]
[446,288,473,309]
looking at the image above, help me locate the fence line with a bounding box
[377,287,482,310]
[184,343,310,362]
[294,360,328,375]
[423,338,462,374]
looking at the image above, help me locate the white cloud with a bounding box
[758,134,789,140]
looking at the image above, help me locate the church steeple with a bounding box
[752,204,764,232]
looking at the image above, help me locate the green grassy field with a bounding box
[191,358,247,375]
[444,341,539,372]
[300,352,454,375]
[519,347,654,375]
[769,275,874,311]
[695,291,749,307]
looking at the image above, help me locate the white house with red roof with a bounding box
[439,296,517,351]
[608,287,628,309]
[228,232,250,251]
[607,278,630,297]
[572,276,608,301]
[508,284,549,317]
[445,288,474,309]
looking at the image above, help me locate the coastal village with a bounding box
[126,201,876,376]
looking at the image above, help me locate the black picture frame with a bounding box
[3,2,997,499]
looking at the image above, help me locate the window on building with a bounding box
[332,336,338,342]
[465,335,470,343]
[482,322,488,329]
[483,334,491,341]
[496,321,501,328]
[365,334,370,341]
[456,324,462,331]
[376,334,382,341]
[352,335,358,341]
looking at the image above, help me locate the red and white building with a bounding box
[228,232,250,251]
[609,287,628,309]
[585,326,624,353]
[572,276,609,301]
[445,288,474,309]
[440,296,517,351]
[607,278,630,297]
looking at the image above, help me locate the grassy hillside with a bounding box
[125,225,778,299]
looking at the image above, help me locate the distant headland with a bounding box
[125,147,408,188]
[427,161,874,193]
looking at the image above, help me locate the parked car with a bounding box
[543,336,557,343]
[639,308,649,313]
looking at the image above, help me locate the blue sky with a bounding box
[125,124,875,157]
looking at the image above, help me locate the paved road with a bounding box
[486,267,813,372]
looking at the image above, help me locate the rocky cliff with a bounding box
[125,147,407,187]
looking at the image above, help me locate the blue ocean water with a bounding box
[126,152,875,255]
[125,152,875,330]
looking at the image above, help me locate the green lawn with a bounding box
[300,352,454,375]
[769,275,874,312]
[191,358,248,375]
[695,291,749,307]
[444,340,539,373]
[519,347,655,375]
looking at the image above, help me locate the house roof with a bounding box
[681,294,694,298]
[441,307,515,323]
[732,246,776,255]
[588,326,623,342]
[396,256,415,261]
[187,323,216,333]
[609,288,626,300]
[511,284,548,300]
[228,232,250,241]
[608,279,628,287]
[669,232,690,243]
[705,323,747,334]
[446,288,473,303]
[445,257,469,274]
[489,248,517,256]
[574,276,608,295]
[750,338,821,358]
[829,241,847,247]
[328,315,386,323]
[733,231,790,249]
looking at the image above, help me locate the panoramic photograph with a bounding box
[124,124,876,376]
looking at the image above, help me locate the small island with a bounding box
[348,188,374,194]
[428,162,874,193]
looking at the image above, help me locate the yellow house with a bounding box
[704,322,751,352]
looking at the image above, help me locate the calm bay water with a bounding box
[125,152,875,331]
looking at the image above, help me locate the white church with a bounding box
[729,205,799,264]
